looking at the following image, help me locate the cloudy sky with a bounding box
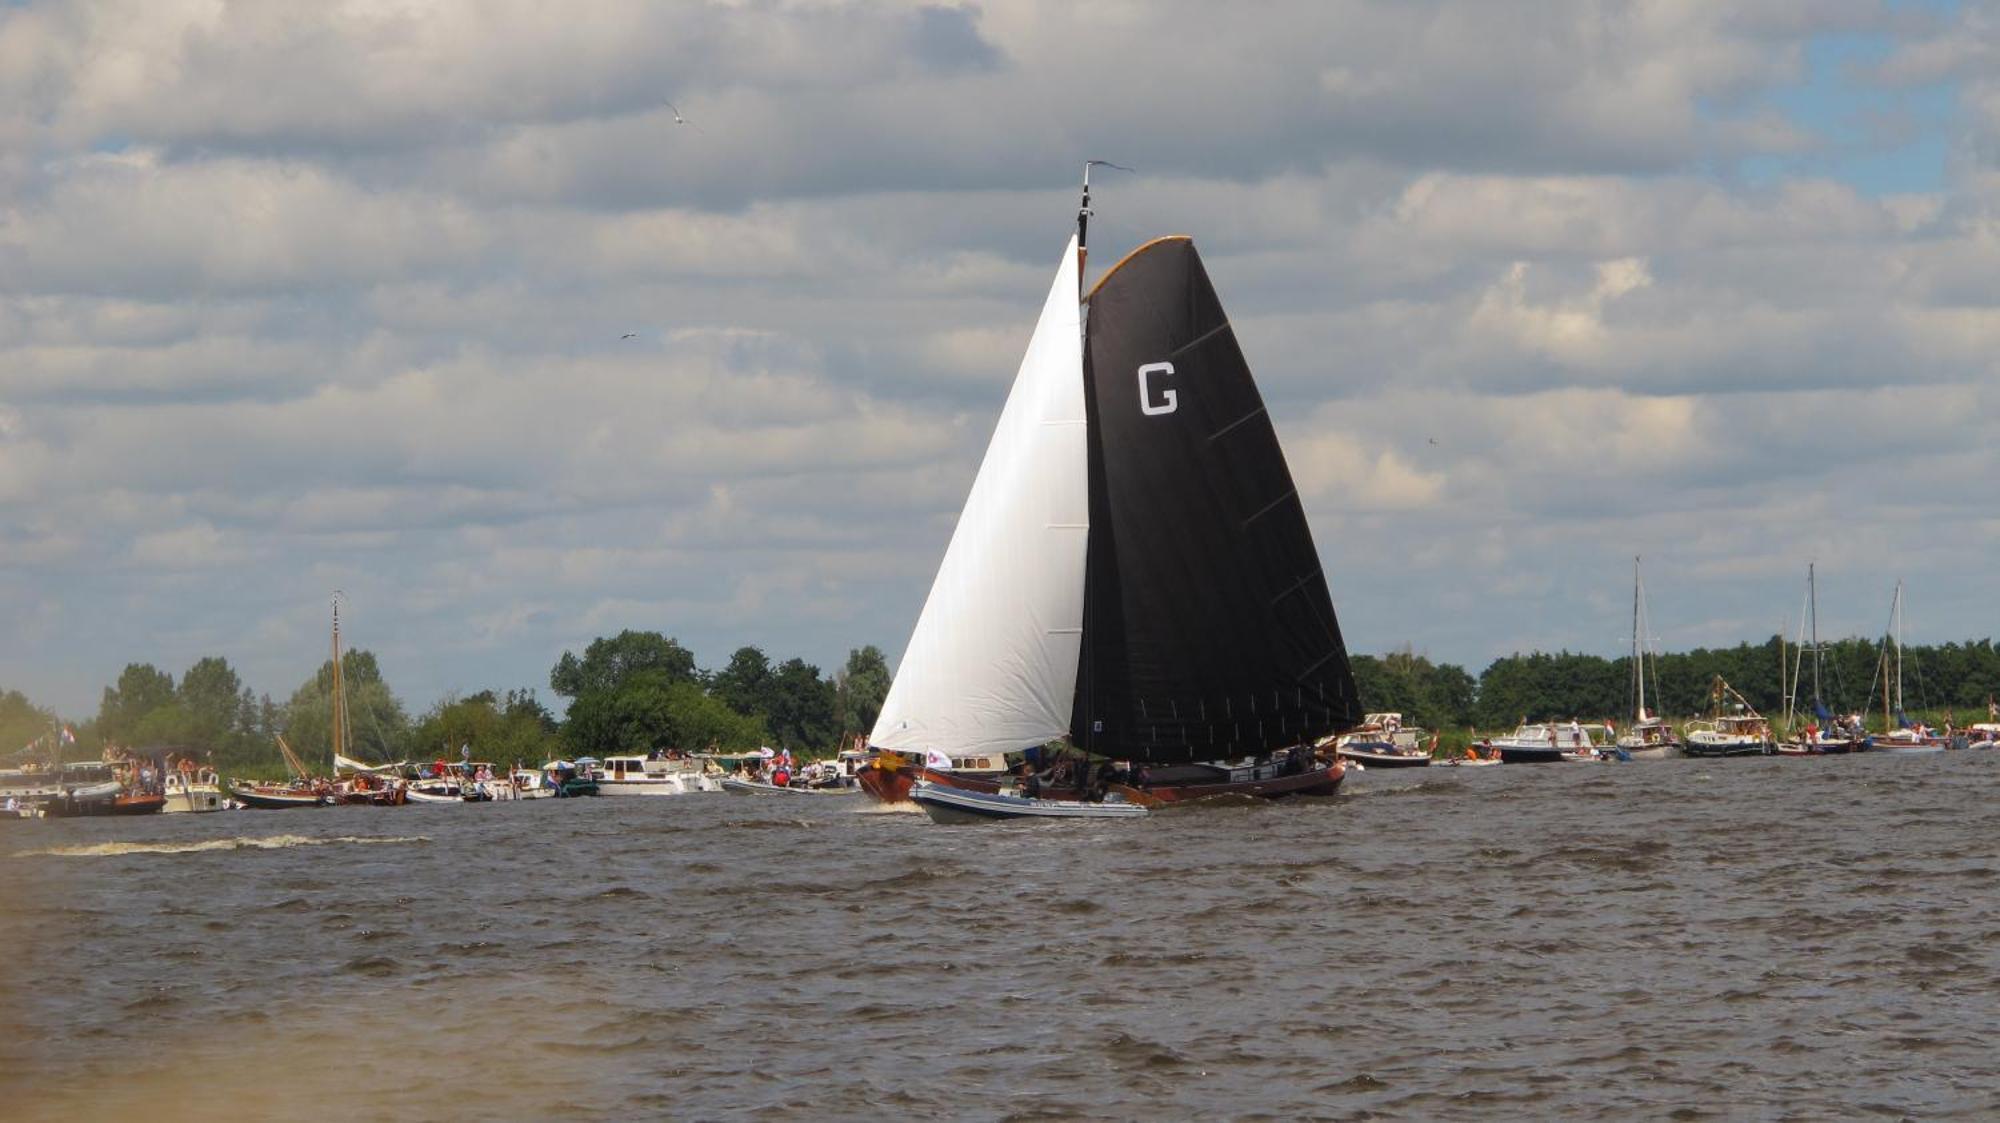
[2,0,1995,719]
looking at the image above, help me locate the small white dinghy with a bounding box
[909,781,1147,824]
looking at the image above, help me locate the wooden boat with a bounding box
[228,781,329,809]
[910,781,1146,823]
[862,170,1363,820]
[855,753,1010,804]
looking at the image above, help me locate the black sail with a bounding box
[1072,236,1359,763]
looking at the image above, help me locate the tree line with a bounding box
[1356,636,2000,732]
[11,631,1997,772]
[4,631,894,777]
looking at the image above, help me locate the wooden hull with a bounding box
[229,784,327,809]
[856,765,1007,805]
[1109,761,1345,807]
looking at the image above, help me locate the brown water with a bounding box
[3,754,1997,1121]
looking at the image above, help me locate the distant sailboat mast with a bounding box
[1630,557,1645,724]
[330,592,352,772]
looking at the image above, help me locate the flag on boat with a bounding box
[925,749,952,771]
[59,726,75,745]
[1813,700,1834,722]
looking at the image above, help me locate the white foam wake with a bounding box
[18,834,431,858]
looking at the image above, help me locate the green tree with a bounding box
[0,689,59,760]
[550,631,698,700]
[560,672,763,756]
[412,689,560,767]
[709,646,773,717]
[178,656,244,747]
[96,663,176,747]
[834,645,892,738]
[765,657,836,752]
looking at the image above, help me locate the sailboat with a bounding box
[1615,557,1680,759]
[1776,564,1866,755]
[872,168,1362,822]
[1868,580,1948,754]
[227,731,330,809]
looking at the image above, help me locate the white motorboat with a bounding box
[594,754,719,795]
[1330,713,1433,768]
[1489,721,1610,764]
[909,781,1147,824]
[162,768,226,813]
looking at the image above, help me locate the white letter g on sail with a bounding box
[1138,362,1177,416]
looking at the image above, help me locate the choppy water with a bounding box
[4,753,1998,1121]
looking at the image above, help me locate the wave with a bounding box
[19,834,431,858]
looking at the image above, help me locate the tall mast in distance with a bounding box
[330,592,350,771]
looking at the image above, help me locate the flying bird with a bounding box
[1427,436,1438,446]
[620,333,637,340]
[666,101,705,133]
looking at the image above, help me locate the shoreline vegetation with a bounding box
[6,632,1998,776]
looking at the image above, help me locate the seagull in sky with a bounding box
[666,101,705,133]
[620,333,637,340]
[1427,436,1438,446]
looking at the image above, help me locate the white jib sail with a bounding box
[870,236,1087,760]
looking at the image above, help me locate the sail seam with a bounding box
[1171,320,1234,358]
[1243,489,1299,528]
[1209,406,1267,443]
[1270,568,1324,604]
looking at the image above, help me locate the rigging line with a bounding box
[1170,319,1234,359]
[1209,405,1269,444]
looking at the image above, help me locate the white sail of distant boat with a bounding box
[868,237,1089,762]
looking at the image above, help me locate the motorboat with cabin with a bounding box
[1683,677,1775,757]
[594,752,719,795]
[1329,713,1434,768]
[1489,721,1610,764]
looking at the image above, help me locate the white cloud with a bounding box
[0,0,1993,718]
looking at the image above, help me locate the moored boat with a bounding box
[594,752,719,795]
[162,759,227,813]
[1489,721,1609,764]
[1683,678,1774,757]
[228,780,329,809]
[720,777,858,796]
[1330,713,1433,768]
[1616,558,1683,760]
